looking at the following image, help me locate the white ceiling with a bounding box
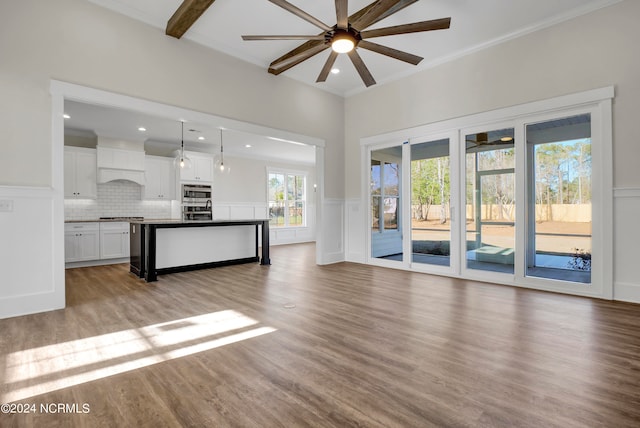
[87,0,621,96]
[64,100,317,164]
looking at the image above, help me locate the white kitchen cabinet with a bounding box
[64,147,97,199]
[65,222,100,262]
[143,156,176,200]
[179,151,213,183]
[100,222,130,259]
[96,146,145,171]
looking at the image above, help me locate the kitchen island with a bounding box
[130,219,270,282]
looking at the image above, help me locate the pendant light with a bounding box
[175,121,191,169]
[216,128,230,174]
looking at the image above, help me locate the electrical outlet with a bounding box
[0,199,14,212]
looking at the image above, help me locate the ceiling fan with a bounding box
[165,0,450,88]
[466,132,515,150]
[241,0,451,87]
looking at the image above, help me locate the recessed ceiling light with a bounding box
[245,144,252,148]
[198,136,205,141]
[330,68,340,74]
[138,127,146,132]
[63,114,71,119]
[500,136,513,142]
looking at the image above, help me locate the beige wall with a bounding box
[213,155,316,204]
[0,0,344,198]
[344,0,640,197]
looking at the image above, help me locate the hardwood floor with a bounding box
[2,242,640,427]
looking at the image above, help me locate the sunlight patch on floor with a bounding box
[2,310,276,403]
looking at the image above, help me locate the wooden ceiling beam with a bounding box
[166,0,216,39]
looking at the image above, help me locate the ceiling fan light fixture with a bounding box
[331,30,356,53]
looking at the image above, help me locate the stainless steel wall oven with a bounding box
[182,184,212,220]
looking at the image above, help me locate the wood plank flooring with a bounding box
[2,242,640,427]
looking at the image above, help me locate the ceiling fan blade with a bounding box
[357,40,423,65]
[360,18,451,39]
[166,0,217,39]
[316,51,339,82]
[351,0,403,31]
[268,0,333,32]
[347,50,376,87]
[242,35,325,41]
[335,0,349,30]
[349,0,418,30]
[269,41,329,75]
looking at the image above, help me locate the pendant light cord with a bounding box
[220,129,224,165]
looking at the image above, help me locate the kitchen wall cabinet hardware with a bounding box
[178,151,213,183]
[99,222,130,259]
[143,156,176,200]
[64,147,97,199]
[64,222,100,262]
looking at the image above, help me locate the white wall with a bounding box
[344,0,640,302]
[212,155,317,245]
[0,0,342,318]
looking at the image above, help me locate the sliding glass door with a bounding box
[464,128,516,275]
[365,88,611,297]
[410,138,452,267]
[371,145,403,262]
[525,113,592,284]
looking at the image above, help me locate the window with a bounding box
[268,171,306,227]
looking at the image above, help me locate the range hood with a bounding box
[97,146,146,185]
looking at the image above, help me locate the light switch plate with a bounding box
[0,199,14,212]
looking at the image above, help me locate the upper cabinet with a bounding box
[143,156,176,200]
[96,146,146,185]
[64,147,97,199]
[179,151,213,183]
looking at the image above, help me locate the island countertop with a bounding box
[130,219,269,225]
[130,219,271,282]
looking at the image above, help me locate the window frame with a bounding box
[267,168,307,228]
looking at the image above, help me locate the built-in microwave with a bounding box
[182,184,212,220]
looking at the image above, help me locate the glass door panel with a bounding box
[465,128,516,274]
[411,139,451,266]
[371,146,403,261]
[526,114,592,283]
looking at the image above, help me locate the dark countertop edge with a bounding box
[131,219,269,225]
[65,218,174,223]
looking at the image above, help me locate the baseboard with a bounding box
[614,282,640,304]
[65,257,129,269]
[318,251,345,265]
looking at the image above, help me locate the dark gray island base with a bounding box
[130,219,270,282]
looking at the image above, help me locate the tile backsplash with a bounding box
[65,180,174,220]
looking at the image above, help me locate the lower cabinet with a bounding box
[65,222,130,264]
[64,223,100,262]
[100,222,130,259]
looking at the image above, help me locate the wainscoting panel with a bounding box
[613,188,640,303]
[318,198,344,264]
[345,198,366,263]
[213,202,315,246]
[0,186,65,319]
